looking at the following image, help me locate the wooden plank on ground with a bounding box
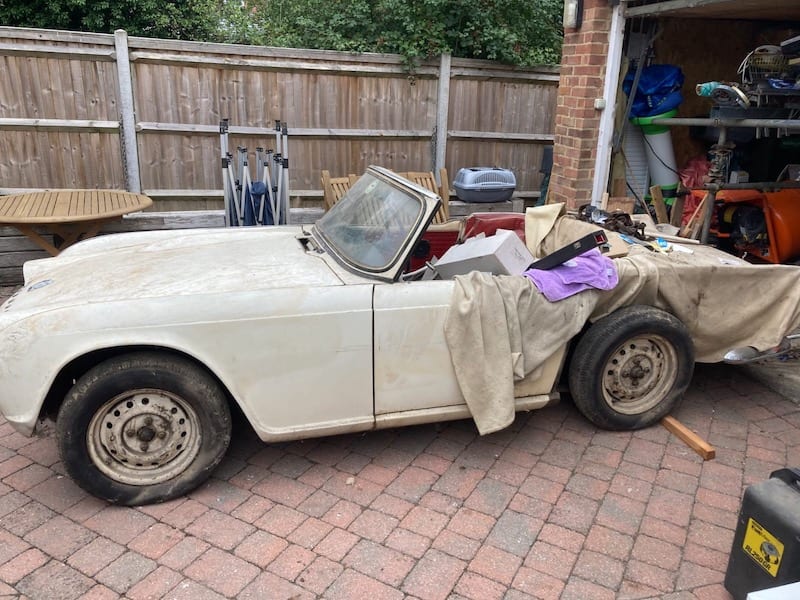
[606,196,635,213]
[670,193,686,228]
[609,152,628,198]
[680,193,707,239]
[649,185,669,224]
[661,415,716,460]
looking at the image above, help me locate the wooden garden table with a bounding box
[0,190,152,255]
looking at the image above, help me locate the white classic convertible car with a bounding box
[0,166,796,505]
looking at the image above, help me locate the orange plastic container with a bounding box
[760,189,800,263]
[697,188,800,264]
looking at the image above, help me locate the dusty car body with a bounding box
[0,166,788,505]
[0,168,558,436]
[0,168,571,504]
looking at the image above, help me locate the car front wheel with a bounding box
[568,305,694,430]
[56,352,231,506]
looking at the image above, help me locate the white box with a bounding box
[748,582,800,599]
[433,229,534,279]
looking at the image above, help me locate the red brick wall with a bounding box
[549,0,613,208]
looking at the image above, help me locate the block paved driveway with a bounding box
[1,361,799,599]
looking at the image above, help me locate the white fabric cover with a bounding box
[445,213,800,435]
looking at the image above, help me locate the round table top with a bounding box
[0,190,152,224]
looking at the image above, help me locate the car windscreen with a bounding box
[315,172,424,272]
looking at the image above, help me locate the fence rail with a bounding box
[0,26,558,211]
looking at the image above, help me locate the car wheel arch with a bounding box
[567,304,694,430]
[56,350,236,505]
[40,345,244,425]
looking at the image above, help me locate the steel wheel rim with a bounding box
[601,334,678,415]
[87,389,201,486]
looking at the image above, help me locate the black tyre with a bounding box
[568,305,694,430]
[56,352,232,506]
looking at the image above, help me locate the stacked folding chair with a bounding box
[219,119,291,226]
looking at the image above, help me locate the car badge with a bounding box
[28,279,54,291]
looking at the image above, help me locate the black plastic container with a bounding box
[724,468,800,599]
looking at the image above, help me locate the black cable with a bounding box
[641,132,681,177]
[625,180,650,214]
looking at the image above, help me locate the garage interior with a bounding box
[608,0,800,262]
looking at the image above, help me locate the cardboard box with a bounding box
[433,229,534,279]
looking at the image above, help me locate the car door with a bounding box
[373,279,466,415]
[313,166,448,418]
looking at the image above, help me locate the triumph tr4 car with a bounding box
[0,166,795,505]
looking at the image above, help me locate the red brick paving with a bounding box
[1,363,799,598]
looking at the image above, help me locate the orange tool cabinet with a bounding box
[691,188,800,264]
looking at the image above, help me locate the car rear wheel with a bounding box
[56,352,231,506]
[568,305,694,430]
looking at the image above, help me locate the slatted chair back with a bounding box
[397,168,450,224]
[321,170,356,210]
[321,168,451,224]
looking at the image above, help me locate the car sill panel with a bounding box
[374,393,559,431]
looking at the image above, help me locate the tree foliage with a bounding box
[0,0,221,40]
[1,0,563,66]
[225,0,563,66]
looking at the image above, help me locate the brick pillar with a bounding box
[549,0,613,209]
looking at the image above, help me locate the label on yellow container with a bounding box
[743,517,784,577]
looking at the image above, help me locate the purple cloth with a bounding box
[523,248,619,302]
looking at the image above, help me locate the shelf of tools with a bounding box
[219,119,291,226]
[650,38,800,254]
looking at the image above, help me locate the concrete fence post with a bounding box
[114,29,142,193]
[434,53,451,185]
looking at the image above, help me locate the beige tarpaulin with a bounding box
[445,213,800,435]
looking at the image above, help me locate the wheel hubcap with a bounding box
[601,334,678,415]
[88,389,201,486]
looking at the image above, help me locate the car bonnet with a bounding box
[10,226,344,311]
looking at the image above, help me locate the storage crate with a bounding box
[724,468,800,599]
[453,167,516,203]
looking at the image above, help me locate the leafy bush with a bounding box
[230,0,563,66]
[0,0,221,41]
[1,0,563,66]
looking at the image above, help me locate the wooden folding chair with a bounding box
[320,170,355,210]
[322,169,450,225]
[398,169,450,224]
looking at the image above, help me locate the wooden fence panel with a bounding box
[132,63,439,128]
[0,26,558,211]
[447,61,559,195]
[0,130,125,191]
